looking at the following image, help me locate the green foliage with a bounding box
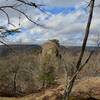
[39,66,56,87]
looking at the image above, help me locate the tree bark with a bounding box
[13,72,17,95]
[63,0,95,100]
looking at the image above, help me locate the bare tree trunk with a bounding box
[13,72,17,96]
[63,0,95,100]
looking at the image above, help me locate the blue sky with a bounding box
[0,0,100,46]
[41,6,76,14]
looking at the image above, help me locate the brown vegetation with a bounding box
[0,42,100,99]
[72,77,100,100]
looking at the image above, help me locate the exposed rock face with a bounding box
[38,40,62,87]
[40,39,61,68]
[72,77,100,100]
[41,40,60,59]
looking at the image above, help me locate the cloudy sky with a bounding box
[0,0,100,46]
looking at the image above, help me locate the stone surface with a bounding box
[40,39,61,70]
[41,39,60,60]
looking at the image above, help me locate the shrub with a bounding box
[39,66,56,88]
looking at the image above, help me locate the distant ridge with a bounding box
[0,45,99,56]
[60,45,100,55]
[0,44,41,56]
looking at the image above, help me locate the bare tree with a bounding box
[0,0,48,46]
[10,64,20,96]
[63,0,95,100]
[0,1,48,96]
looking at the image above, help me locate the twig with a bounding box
[63,0,95,99]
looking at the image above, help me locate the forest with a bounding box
[0,0,100,100]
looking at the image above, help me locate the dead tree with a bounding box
[63,0,95,100]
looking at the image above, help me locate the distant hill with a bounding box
[0,45,42,56]
[0,45,99,56]
[60,45,100,54]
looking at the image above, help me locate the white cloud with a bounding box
[0,0,100,46]
[34,0,83,7]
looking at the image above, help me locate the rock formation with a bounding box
[40,39,61,68]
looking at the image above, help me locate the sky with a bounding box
[0,0,100,46]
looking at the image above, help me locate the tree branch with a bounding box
[63,0,95,99]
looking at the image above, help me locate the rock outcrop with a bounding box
[41,39,60,60]
[40,39,61,69]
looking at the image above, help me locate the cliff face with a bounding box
[41,40,60,59]
[40,40,61,68]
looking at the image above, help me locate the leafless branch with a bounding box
[0,0,49,29]
[0,8,16,27]
[0,5,46,27]
[0,0,49,53]
[16,0,49,15]
[63,0,95,100]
